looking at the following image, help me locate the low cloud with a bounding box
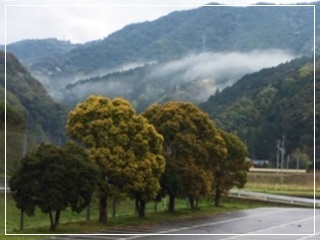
[145,49,295,102]
[61,49,296,109]
[150,49,295,86]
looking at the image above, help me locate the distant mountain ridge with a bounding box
[1,38,78,66]
[3,2,318,101]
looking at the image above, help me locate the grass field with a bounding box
[244,171,320,198]
[1,192,290,236]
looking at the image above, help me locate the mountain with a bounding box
[39,3,316,76]
[1,38,78,66]
[200,56,319,168]
[1,2,318,171]
[4,2,318,101]
[0,50,68,174]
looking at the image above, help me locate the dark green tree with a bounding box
[213,130,250,206]
[9,142,98,231]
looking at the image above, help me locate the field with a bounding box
[2,192,290,236]
[244,170,320,198]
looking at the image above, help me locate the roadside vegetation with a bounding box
[243,171,320,198]
[3,193,291,235]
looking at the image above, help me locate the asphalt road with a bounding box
[52,207,319,240]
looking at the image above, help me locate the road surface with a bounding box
[51,207,319,240]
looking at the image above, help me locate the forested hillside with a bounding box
[37,3,316,76]
[0,51,68,174]
[200,56,319,168]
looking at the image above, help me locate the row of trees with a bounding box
[10,95,250,230]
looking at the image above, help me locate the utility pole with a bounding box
[286,155,291,171]
[280,136,285,184]
[277,136,285,184]
[20,129,28,231]
[20,112,30,231]
[276,139,280,171]
[22,130,28,165]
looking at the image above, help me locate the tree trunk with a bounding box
[135,196,146,218]
[99,192,108,223]
[55,209,61,226]
[49,211,54,231]
[188,196,195,209]
[154,201,158,212]
[168,194,175,212]
[215,183,221,206]
[49,210,59,231]
[112,196,116,218]
[49,222,57,231]
[139,200,146,217]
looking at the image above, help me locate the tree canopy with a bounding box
[66,95,165,220]
[213,130,250,206]
[143,101,226,210]
[9,142,98,231]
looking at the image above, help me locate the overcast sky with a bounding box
[0,0,317,45]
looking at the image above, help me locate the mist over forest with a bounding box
[61,49,296,110]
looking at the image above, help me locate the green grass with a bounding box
[2,193,284,235]
[1,194,43,240]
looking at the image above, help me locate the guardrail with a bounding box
[229,189,320,208]
[0,187,10,192]
[249,168,306,173]
[0,180,9,193]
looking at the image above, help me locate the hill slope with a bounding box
[0,51,68,174]
[200,56,318,168]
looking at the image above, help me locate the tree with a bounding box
[9,142,98,231]
[291,148,312,170]
[143,101,226,211]
[66,95,165,221]
[213,130,250,206]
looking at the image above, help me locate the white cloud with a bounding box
[60,49,296,105]
[146,49,295,102]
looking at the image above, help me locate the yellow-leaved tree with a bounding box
[143,101,227,211]
[67,96,165,222]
